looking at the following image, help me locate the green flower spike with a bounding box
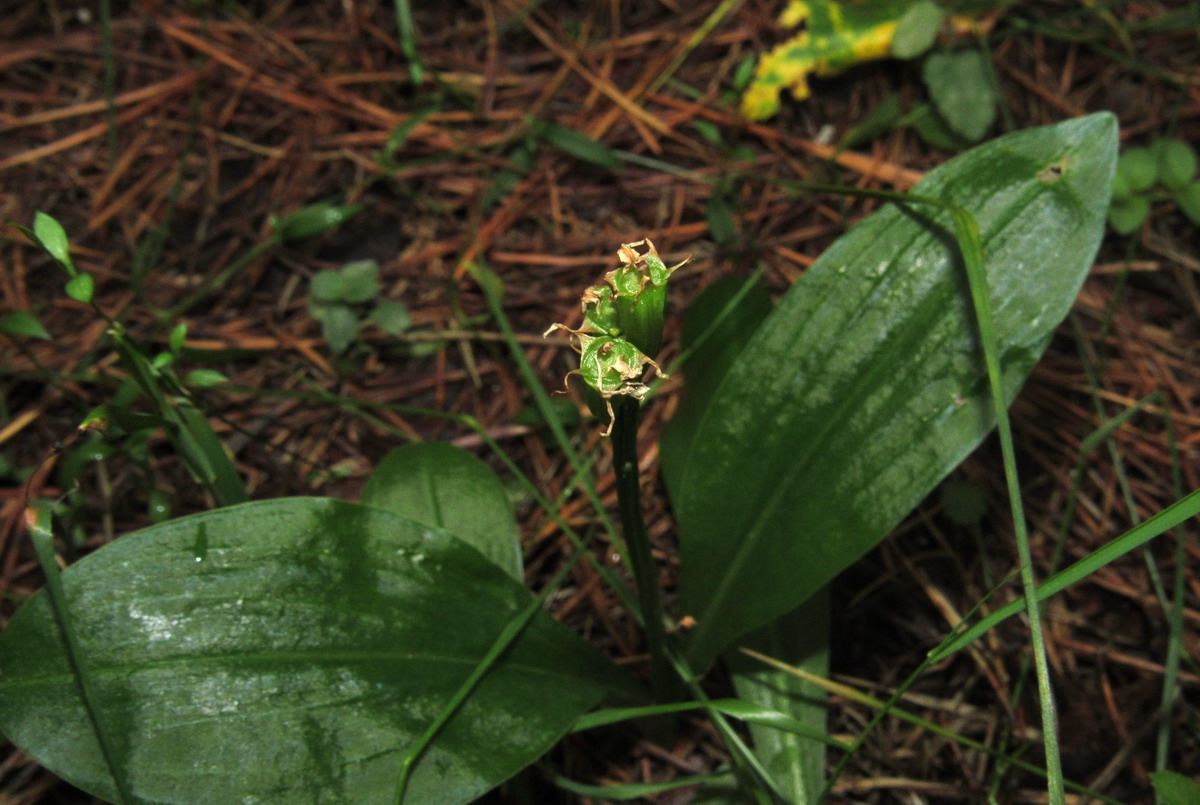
[545,239,689,435]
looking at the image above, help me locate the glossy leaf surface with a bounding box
[0,499,633,804]
[659,276,773,499]
[661,277,825,803]
[677,114,1117,667]
[363,442,523,580]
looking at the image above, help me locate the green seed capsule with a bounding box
[544,238,687,434]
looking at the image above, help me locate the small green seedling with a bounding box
[307,259,413,355]
[1108,138,1200,234]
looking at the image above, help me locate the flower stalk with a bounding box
[546,239,688,698]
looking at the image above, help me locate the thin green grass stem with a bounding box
[1070,315,1193,772]
[393,0,425,83]
[552,771,736,800]
[611,397,675,700]
[472,262,630,583]
[393,552,584,804]
[1157,405,1187,773]
[744,648,1123,805]
[951,207,1064,803]
[932,488,1200,659]
[27,511,132,805]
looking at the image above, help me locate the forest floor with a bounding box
[1,2,1198,803]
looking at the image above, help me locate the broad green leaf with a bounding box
[65,273,95,304]
[677,114,1117,667]
[660,276,773,501]
[0,498,635,805]
[923,50,996,142]
[1149,770,1200,804]
[34,211,75,272]
[0,310,51,339]
[363,443,523,580]
[660,276,825,803]
[892,0,942,59]
[724,592,830,805]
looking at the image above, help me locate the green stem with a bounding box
[611,396,675,700]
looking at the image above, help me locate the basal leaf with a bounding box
[660,277,825,803]
[660,276,773,502]
[892,0,942,59]
[0,498,635,804]
[723,593,830,805]
[923,50,997,142]
[676,113,1117,667]
[363,442,523,580]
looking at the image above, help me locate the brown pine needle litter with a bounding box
[1,2,1198,803]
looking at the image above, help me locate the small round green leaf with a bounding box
[0,499,635,805]
[371,299,412,335]
[1107,195,1150,235]
[892,0,942,59]
[64,273,94,304]
[364,443,523,579]
[0,311,51,339]
[311,269,346,302]
[1153,139,1198,191]
[339,259,380,304]
[1174,181,1200,226]
[922,51,997,143]
[1117,147,1158,193]
[1109,167,1132,202]
[318,304,360,355]
[33,211,75,272]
